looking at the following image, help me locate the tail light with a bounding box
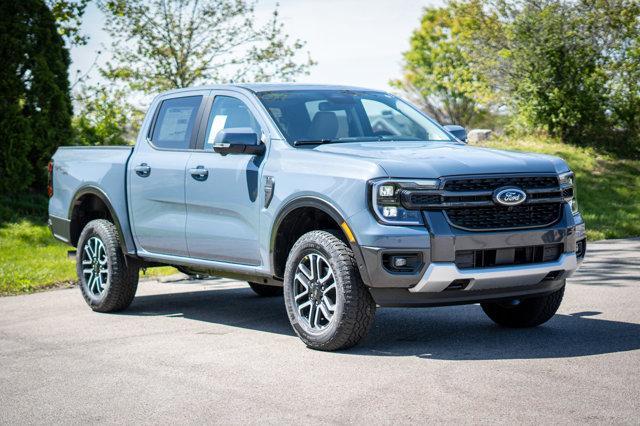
[47,160,54,198]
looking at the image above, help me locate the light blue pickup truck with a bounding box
[48,84,586,350]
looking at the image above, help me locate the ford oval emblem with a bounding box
[493,187,527,206]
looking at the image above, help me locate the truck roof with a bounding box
[160,83,380,96]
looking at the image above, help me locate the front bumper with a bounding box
[350,204,585,307]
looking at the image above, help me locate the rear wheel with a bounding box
[283,230,376,351]
[248,282,283,297]
[77,219,139,312]
[481,284,565,328]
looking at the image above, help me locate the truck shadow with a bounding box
[124,284,640,360]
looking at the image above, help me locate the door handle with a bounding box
[189,165,209,181]
[134,163,151,177]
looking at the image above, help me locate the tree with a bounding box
[0,0,73,196]
[98,0,315,93]
[392,5,490,127]
[46,0,91,46]
[73,85,144,146]
[457,0,639,149]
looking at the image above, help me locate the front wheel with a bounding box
[77,219,139,312]
[283,230,376,351]
[481,284,565,328]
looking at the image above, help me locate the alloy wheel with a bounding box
[82,236,109,296]
[293,252,337,331]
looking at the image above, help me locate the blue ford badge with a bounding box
[493,187,527,206]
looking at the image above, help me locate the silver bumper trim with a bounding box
[409,253,578,293]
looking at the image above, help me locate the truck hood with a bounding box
[314,141,569,178]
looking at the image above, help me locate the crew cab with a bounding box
[48,84,587,351]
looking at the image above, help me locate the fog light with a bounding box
[382,206,398,217]
[393,257,407,267]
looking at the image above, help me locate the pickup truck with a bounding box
[48,84,587,351]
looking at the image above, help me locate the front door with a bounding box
[128,93,205,256]
[185,92,265,264]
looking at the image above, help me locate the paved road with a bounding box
[1,239,639,424]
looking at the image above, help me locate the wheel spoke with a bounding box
[298,261,313,280]
[319,300,333,321]
[315,255,323,282]
[84,245,94,259]
[83,268,93,275]
[295,272,310,289]
[298,300,311,314]
[313,303,321,328]
[92,238,100,259]
[309,254,318,281]
[323,282,336,294]
[322,293,336,311]
[308,302,316,327]
[295,290,308,301]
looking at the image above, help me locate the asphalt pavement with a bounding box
[0,239,639,424]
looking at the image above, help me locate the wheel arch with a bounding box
[68,185,134,255]
[269,196,370,283]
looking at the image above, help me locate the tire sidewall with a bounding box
[283,234,348,347]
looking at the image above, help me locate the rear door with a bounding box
[128,92,207,256]
[184,90,266,264]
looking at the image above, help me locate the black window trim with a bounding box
[195,91,268,151]
[146,94,207,152]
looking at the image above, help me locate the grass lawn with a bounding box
[1,137,638,295]
[476,136,640,241]
[0,195,176,296]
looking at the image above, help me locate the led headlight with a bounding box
[559,171,579,215]
[370,179,439,225]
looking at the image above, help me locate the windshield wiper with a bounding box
[293,139,337,146]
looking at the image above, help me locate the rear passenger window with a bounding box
[151,96,202,149]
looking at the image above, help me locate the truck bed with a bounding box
[48,146,134,250]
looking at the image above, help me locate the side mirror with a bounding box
[443,124,468,142]
[212,128,265,155]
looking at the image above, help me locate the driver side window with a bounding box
[204,96,261,150]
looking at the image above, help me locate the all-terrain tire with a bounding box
[77,219,139,312]
[481,284,565,328]
[248,282,283,297]
[283,230,376,351]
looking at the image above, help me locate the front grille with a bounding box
[445,203,562,230]
[400,174,566,231]
[455,243,563,269]
[443,176,559,192]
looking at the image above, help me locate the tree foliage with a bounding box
[45,0,90,46]
[392,5,490,126]
[98,0,315,93]
[0,0,73,195]
[73,85,144,146]
[400,0,640,153]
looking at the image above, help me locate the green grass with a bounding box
[0,194,176,296]
[475,136,640,241]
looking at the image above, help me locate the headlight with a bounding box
[370,179,439,225]
[559,171,579,215]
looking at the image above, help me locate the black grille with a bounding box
[445,203,561,230]
[455,243,563,269]
[409,193,441,205]
[444,175,559,192]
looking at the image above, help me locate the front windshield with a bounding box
[256,90,453,144]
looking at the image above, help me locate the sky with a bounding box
[70,0,443,97]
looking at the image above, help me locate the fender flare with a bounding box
[69,185,135,255]
[269,196,370,284]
